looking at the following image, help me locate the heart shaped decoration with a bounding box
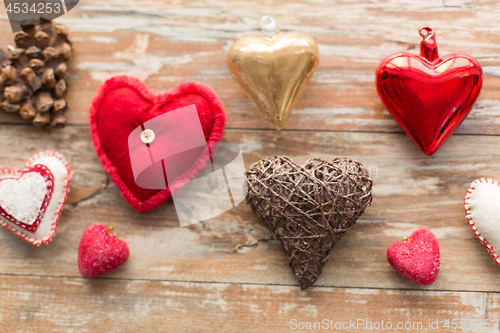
[227,31,319,130]
[246,156,372,289]
[89,75,226,212]
[0,151,71,245]
[386,228,440,286]
[464,178,500,265]
[0,165,53,231]
[78,223,129,278]
[376,26,482,155]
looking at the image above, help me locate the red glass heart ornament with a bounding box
[376,26,482,155]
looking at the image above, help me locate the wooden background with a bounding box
[0,0,500,332]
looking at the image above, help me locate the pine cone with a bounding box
[2,19,72,128]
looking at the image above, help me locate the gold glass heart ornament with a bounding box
[227,18,319,130]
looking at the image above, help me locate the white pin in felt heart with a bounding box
[0,151,71,245]
[464,178,500,265]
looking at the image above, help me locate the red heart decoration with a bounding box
[78,223,129,277]
[376,26,482,155]
[0,165,54,233]
[386,228,440,286]
[89,76,226,212]
[0,151,71,245]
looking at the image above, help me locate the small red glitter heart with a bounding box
[78,223,129,278]
[386,228,440,286]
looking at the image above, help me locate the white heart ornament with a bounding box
[464,178,500,265]
[0,172,48,225]
[0,151,71,245]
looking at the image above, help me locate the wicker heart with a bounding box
[246,156,372,289]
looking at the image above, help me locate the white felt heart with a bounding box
[464,178,500,265]
[0,151,71,246]
[0,172,47,225]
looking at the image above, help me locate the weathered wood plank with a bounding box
[0,125,498,292]
[0,0,499,329]
[0,275,499,333]
[0,2,499,134]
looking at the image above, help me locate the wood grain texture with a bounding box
[0,0,498,331]
[0,0,499,133]
[1,275,500,333]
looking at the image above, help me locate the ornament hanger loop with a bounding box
[261,16,279,37]
[419,26,435,40]
[418,25,439,62]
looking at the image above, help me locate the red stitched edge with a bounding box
[0,151,71,246]
[464,178,500,265]
[88,75,227,212]
[0,165,54,233]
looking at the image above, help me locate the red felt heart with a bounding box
[78,223,129,277]
[89,76,226,212]
[376,27,482,155]
[386,228,440,286]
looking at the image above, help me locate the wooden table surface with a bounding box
[1,0,500,332]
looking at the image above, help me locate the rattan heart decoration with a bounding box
[246,156,372,289]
